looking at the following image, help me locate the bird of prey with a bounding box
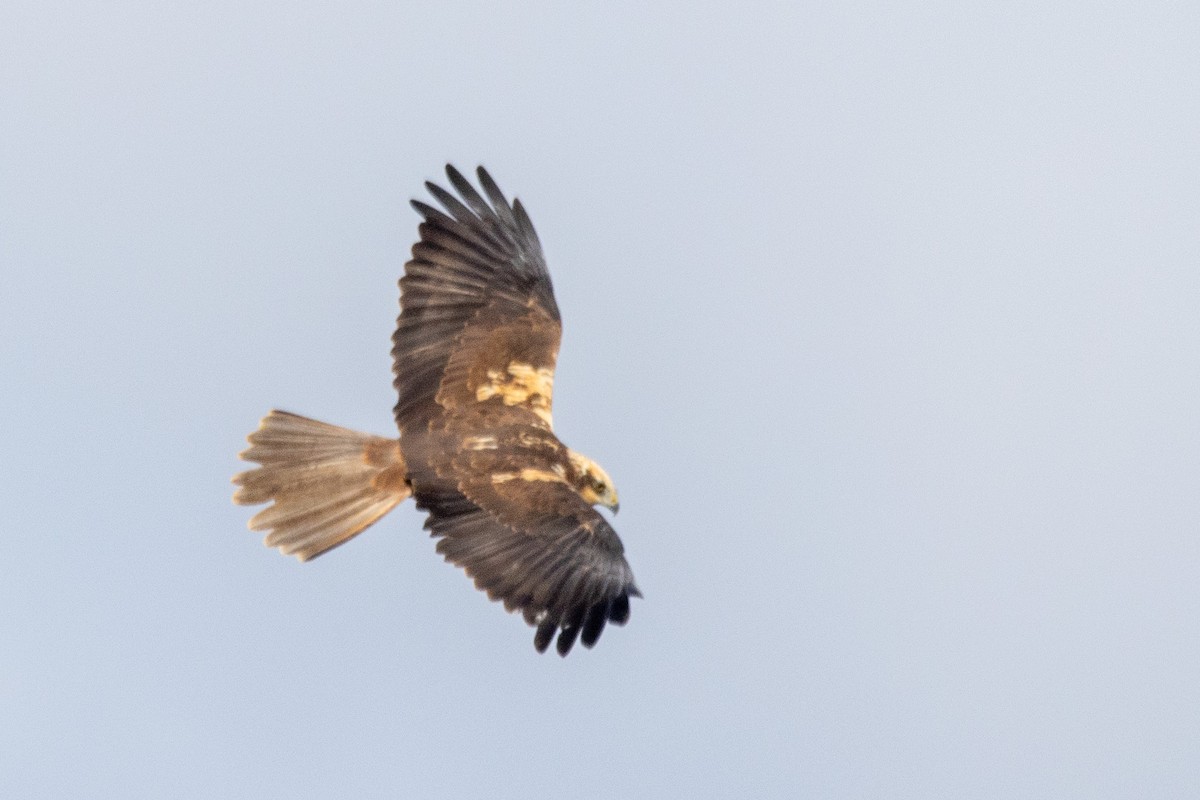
[233,165,639,656]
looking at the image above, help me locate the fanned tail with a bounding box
[233,411,410,561]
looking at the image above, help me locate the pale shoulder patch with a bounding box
[490,465,568,485]
[474,361,555,427]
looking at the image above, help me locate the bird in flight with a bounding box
[233,165,639,656]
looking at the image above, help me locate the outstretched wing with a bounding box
[419,471,640,656]
[392,165,561,433]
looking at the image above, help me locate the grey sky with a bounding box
[2,2,1197,797]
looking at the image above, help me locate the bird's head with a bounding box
[567,450,620,514]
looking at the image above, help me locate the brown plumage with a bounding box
[233,165,639,655]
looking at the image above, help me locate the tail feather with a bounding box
[233,410,410,561]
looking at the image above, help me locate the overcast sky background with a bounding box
[3,2,1198,797]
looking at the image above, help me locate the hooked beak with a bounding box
[610,501,620,515]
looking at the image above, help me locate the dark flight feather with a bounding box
[417,472,638,656]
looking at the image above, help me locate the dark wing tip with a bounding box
[444,165,492,217]
[475,166,506,205]
[534,616,558,653]
[555,624,582,657]
[580,600,612,649]
[511,198,540,246]
[529,587,638,655]
[609,593,632,626]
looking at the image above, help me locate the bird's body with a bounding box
[233,166,638,655]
